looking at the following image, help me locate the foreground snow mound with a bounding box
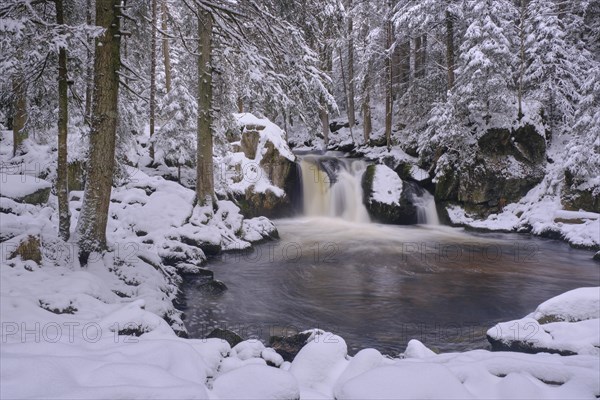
[212,365,300,400]
[337,363,471,400]
[487,287,600,356]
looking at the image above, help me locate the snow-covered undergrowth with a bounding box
[1,131,278,336]
[488,287,600,357]
[447,178,600,250]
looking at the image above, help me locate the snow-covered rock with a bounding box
[0,173,51,205]
[212,365,300,400]
[487,287,600,355]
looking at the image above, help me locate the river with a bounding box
[182,155,599,356]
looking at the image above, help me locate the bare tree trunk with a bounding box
[319,45,332,148]
[196,8,214,208]
[338,47,356,144]
[385,7,393,151]
[446,9,455,91]
[399,40,410,94]
[56,0,70,241]
[362,63,372,144]
[76,0,122,262]
[161,0,172,93]
[346,0,356,128]
[84,0,94,124]
[149,0,157,163]
[517,0,527,119]
[237,97,244,113]
[12,73,27,157]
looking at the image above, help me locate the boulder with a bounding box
[67,161,86,191]
[561,170,600,213]
[206,328,244,347]
[9,235,42,264]
[361,164,419,224]
[434,124,546,216]
[269,332,312,362]
[232,114,301,218]
[0,174,51,205]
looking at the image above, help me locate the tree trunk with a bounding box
[84,0,94,124]
[338,47,355,144]
[161,0,172,93]
[12,73,27,157]
[56,0,70,241]
[362,63,372,144]
[517,0,527,119]
[346,0,356,128]
[399,40,410,94]
[446,10,455,91]
[149,0,157,163]
[76,0,122,262]
[385,8,393,151]
[196,8,215,208]
[320,45,332,148]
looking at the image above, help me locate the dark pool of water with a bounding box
[181,218,599,356]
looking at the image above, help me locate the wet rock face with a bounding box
[435,124,547,215]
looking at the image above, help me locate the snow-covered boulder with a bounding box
[336,363,472,400]
[0,173,51,205]
[229,113,300,218]
[487,287,600,356]
[289,332,349,397]
[436,124,546,215]
[361,164,420,224]
[212,365,300,400]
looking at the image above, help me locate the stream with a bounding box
[182,155,599,356]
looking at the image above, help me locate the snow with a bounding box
[233,113,295,162]
[212,365,300,400]
[488,287,600,356]
[370,165,403,205]
[0,173,51,199]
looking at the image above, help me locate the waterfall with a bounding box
[412,189,440,225]
[299,156,370,223]
[298,154,440,225]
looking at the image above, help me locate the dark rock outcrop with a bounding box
[435,124,546,216]
[361,164,421,224]
[268,332,311,362]
[207,328,244,347]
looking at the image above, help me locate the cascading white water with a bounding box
[412,189,440,225]
[299,156,370,223]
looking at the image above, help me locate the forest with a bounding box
[1,0,599,399]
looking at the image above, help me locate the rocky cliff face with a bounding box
[435,124,547,216]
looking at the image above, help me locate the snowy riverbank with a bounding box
[2,280,599,399]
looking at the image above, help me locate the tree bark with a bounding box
[362,63,372,144]
[161,0,172,93]
[338,47,356,144]
[76,0,122,261]
[196,8,215,208]
[517,0,527,119]
[12,73,27,157]
[84,0,94,124]
[385,6,393,151]
[149,0,157,162]
[346,0,356,128]
[446,10,455,91]
[56,0,70,241]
